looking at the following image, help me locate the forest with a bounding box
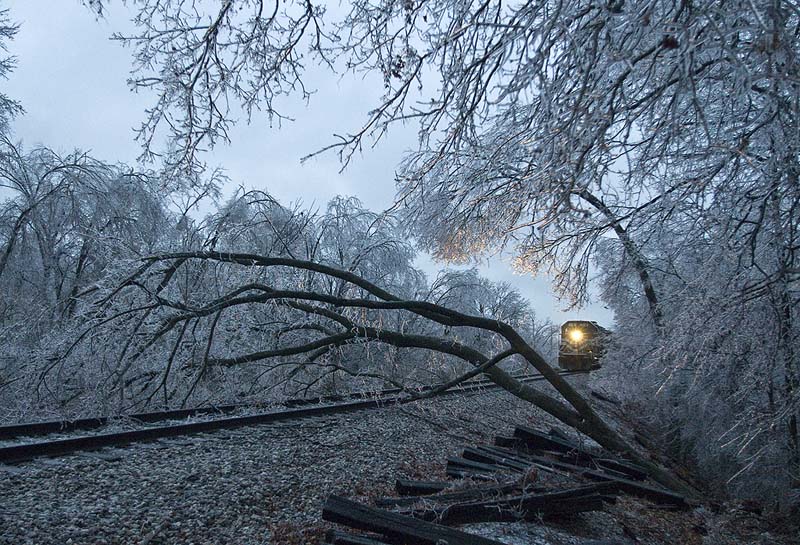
[0,0,798,516]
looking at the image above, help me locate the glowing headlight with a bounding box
[568,329,584,343]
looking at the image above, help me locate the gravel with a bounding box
[0,388,549,545]
[7,383,792,545]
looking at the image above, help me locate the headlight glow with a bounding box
[568,329,584,343]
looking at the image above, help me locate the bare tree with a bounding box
[0,140,177,419]
[595,182,800,503]
[0,139,172,318]
[0,6,21,132]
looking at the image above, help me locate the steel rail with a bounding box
[0,371,587,465]
[0,394,381,442]
[0,373,551,441]
[0,376,510,441]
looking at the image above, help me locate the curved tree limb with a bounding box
[125,251,696,494]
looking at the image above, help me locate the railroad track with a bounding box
[0,385,432,441]
[0,371,587,465]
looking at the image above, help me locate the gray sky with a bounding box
[3,1,613,326]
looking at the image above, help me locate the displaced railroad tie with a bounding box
[513,425,595,461]
[594,458,649,481]
[322,495,505,545]
[457,427,686,507]
[377,481,530,509]
[446,456,512,475]
[491,449,686,507]
[497,430,650,481]
[502,425,689,508]
[394,479,450,496]
[325,529,395,545]
[398,484,614,525]
[461,445,536,472]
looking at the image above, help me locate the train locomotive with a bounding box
[557,320,610,371]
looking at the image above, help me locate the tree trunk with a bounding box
[578,189,663,330]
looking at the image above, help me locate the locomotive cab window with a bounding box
[558,321,610,371]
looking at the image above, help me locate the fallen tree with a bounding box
[60,249,696,496]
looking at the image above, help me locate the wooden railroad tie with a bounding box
[322,495,504,545]
[377,481,531,509]
[397,483,614,525]
[394,479,449,496]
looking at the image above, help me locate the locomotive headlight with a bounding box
[568,329,584,343]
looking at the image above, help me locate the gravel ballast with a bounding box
[0,388,548,545]
[4,383,795,545]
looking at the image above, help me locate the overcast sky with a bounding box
[3,1,613,327]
